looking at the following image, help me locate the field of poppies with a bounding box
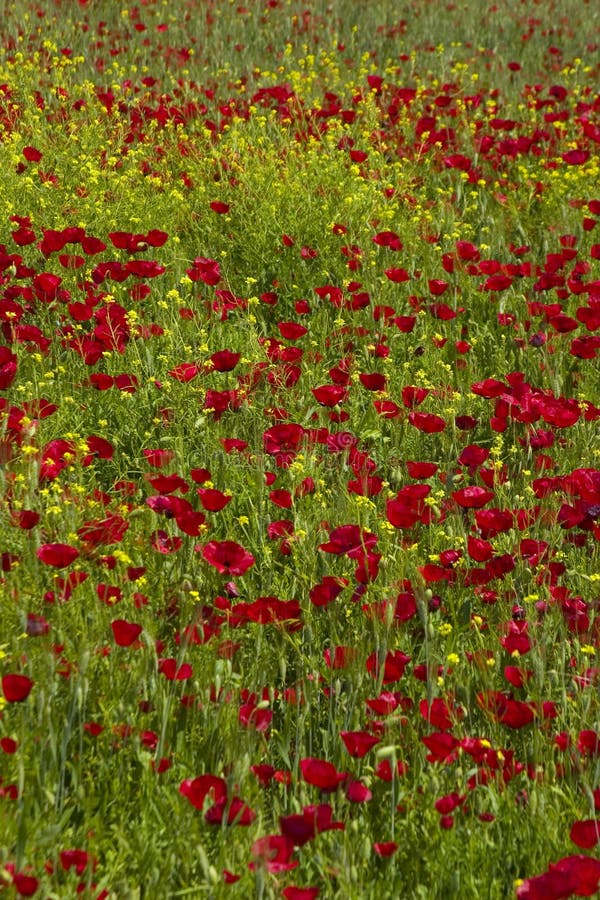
[0,0,599,896]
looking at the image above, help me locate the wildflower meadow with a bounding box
[1,0,599,896]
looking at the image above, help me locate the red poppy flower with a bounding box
[143,448,175,468]
[251,764,276,788]
[474,508,513,537]
[10,510,40,530]
[11,226,36,246]
[454,240,479,263]
[36,543,79,568]
[250,835,296,873]
[562,149,590,165]
[2,674,33,702]
[504,666,532,688]
[467,535,494,561]
[471,378,505,397]
[444,153,471,170]
[347,474,383,497]
[204,795,256,826]
[422,732,460,763]
[239,700,272,731]
[196,488,231,512]
[269,489,293,508]
[435,792,465,815]
[323,645,357,669]
[309,576,348,607]
[501,621,531,655]
[373,399,400,418]
[428,279,450,297]
[372,230,402,251]
[267,519,294,543]
[81,435,114,465]
[516,855,600,900]
[365,691,401,715]
[294,475,317,499]
[59,849,94,874]
[346,779,372,802]
[12,871,39,896]
[190,467,212,484]
[111,620,143,647]
[33,271,62,301]
[168,362,200,383]
[263,423,305,466]
[419,564,455,583]
[312,384,348,406]
[406,461,438,479]
[229,596,301,627]
[477,690,535,728]
[374,842,398,857]
[300,758,346,790]
[386,483,431,528]
[578,731,600,758]
[279,804,342,847]
[366,650,411,684]
[359,372,386,391]
[76,234,104,255]
[150,530,182,554]
[23,145,43,162]
[539,397,581,428]
[409,411,446,433]
[146,473,189,494]
[402,386,429,409]
[186,256,221,285]
[278,321,308,340]
[458,445,489,467]
[0,347,17,389]
[452,486,495,508]
[455,415,478,431]
[484,274,513,291]
[322,528,377,562]
[158,658,192,681]
[201,540,255,576]
[209,349,240,371]
[179,774,227,810]
[384,267,409,283]
[340,731,380,757]
[390,315,414,335]
[570,820,600,849]
[420,698,457,731]
[282,887,319,900]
